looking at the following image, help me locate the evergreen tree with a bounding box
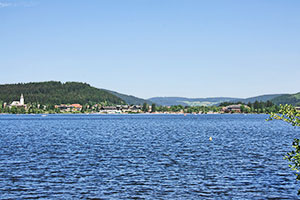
[142,103,149,112]
[151,103,156,113]
[253,101,259,111]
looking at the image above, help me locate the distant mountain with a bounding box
[1,81,296,107]
[105,90,153,105]
[271,92,300,106]
[148,97,241,106]
[240,94,284,103]
[0,81,125,105]
[149,94,286,106]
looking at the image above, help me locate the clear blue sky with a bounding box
[0,0,299,99]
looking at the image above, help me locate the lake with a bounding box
[0,114,299,199]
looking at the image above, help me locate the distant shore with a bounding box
[0,112,268,115]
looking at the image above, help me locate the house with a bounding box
[296,107,300,112]
[71,104,83,111]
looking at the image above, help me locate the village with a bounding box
[2,94,300,114]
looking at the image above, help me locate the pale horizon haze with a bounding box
[0,0,299,99]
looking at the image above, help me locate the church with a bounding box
[9,94,26,108]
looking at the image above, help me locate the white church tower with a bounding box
[20,94,24,105]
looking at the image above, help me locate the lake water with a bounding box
[0,114,299,199]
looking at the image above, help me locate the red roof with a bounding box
[71,104,82,108]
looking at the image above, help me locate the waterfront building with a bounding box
[221,104,250,113]
[129,105,141,112]
[55,104,83,112]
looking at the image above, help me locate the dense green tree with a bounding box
[142,103,149,112]
[268,104,300,194]
[151,103,156,113]
[253,101,259,111]
[266,100,273,107]
[10,107,17,114]
[240,105,245,113]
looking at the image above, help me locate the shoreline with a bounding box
[0,112,269,115]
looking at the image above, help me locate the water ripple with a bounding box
[0,114,299,199]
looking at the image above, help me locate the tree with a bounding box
[240,105,245,113]
[254,101,259,111]
[142,103,149,112]
[10,106,17,114]
[268,104,300,194]
[151,103,156,113]
[266,100,273,107]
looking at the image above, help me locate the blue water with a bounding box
[0,114,299,199]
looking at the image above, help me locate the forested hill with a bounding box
[241,94,284,103]
[0,81,125,105]
[271,92,300,106]
[148,97,239,106]
[148,94,286,106]
[105,90,153,105]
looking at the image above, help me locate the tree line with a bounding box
[140,100,280,114]
[219,100,280,113]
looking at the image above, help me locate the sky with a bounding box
[0,0,299,99]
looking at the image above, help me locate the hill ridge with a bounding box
[148,94,285,106]
[0,81,124,105]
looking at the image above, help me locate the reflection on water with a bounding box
[0,114,299,199]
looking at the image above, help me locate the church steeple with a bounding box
[20,94,24,105]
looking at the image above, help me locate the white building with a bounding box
[10,94,25,108]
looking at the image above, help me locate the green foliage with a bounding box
[0,81,125,105]
[149,97,239,107]
[272,93,300,106]
[170,105,184,112]
[219,101,243,107]
[220,101,279,113]
[151,103,156,113]
[268,104,300,126]
[268,104,300,194]
[142,103,149,112]
[149,94,284,107]
[240,105,245,113]
[106,90,152,105]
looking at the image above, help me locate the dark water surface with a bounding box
[0,114,299,199]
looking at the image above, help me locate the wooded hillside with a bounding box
[0,81,125,105]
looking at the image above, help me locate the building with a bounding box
[222,104,250,113]
[99,106,121,114]
[296,107,300,112]
[55,104,83,112]
[98,105,142,113]
[9,94,26,108]
[101,106,118,111]
[126,105,141,113]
